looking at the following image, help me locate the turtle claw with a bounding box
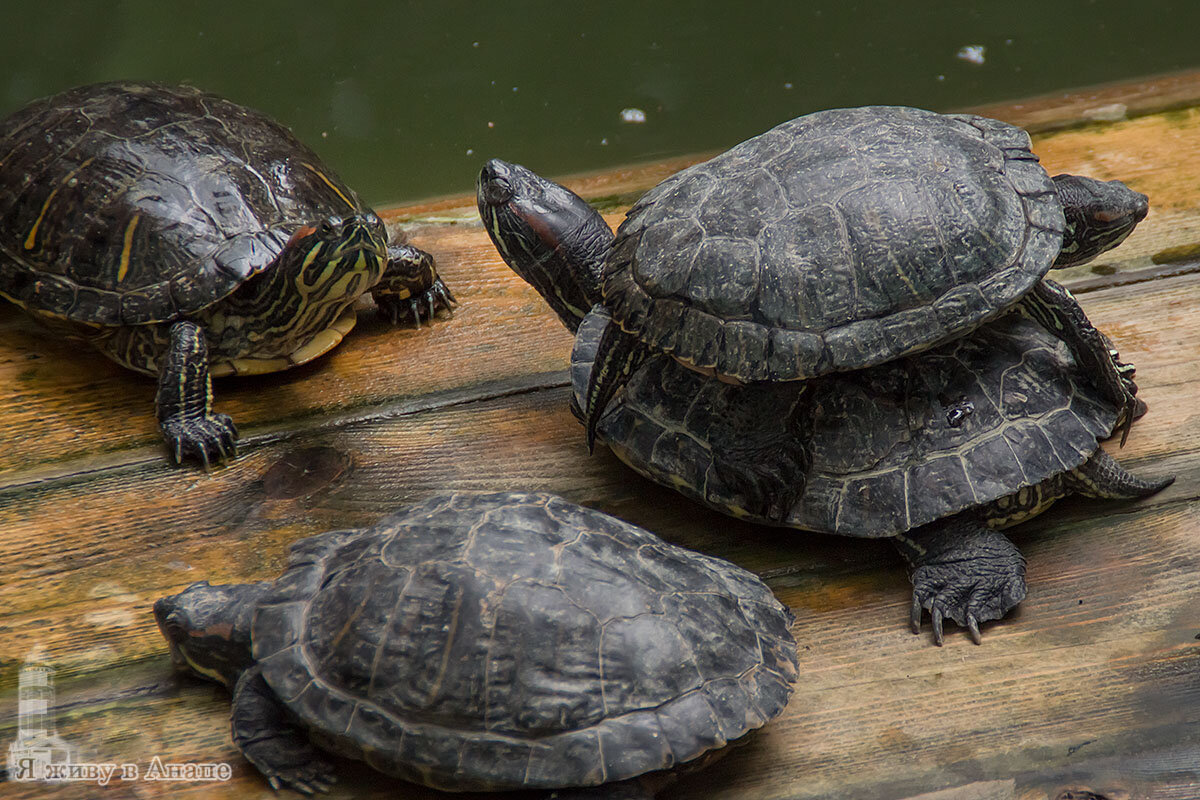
[160,413,238,469]
[260,759,336,795]
[902,521,1026,646]
[967,615,982,645]
[910,561,1026,646]
[374,278,456,327]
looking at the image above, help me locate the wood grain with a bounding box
[1,79,1198,800]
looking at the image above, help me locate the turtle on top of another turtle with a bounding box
[0,81,455,468]
[155,492,798,797]
[478,138,1171,644]
[477,106,1148,451]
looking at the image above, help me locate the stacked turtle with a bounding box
[478,105,1172,645]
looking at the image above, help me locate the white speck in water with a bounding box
[321,131,328,138]
[784,82,793,90]
[487,121,495,129]
[936,74,945,82]
[1005,39,1013,45]
[956,45,986,65]
[472,41,480,47]
[620,108,647,124]
[512,86,519,92]
[601,138,609,146]
[466,148,475,155]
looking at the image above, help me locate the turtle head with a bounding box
[1053,175,1149,268]
[477,159,612,333]
[279,212,389,287]
[154,581,270,688]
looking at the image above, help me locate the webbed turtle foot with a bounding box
[255,757,337,796]
[897,519,1027,646]
[160,413,238,469]
[373,277,456,328]
[232,666,337,795]
[712,460,803,524]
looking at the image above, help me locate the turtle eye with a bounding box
[482,178,512,206]
[162,614,187,642]
[364,212,381,228]
[319,217,344,238]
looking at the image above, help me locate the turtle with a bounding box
[154,491,798,797]
[478,164,1173,645]
[475,107,1150,450]
[0,82,455,467]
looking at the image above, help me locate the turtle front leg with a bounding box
[232,665,336,795]
[156,321,237,468]
[895,517,1027,646]
[372,242,456,326]
[1020,278,1138,445]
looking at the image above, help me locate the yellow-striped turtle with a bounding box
[0,82,454,467]
[479,162,1171,645]
[155,492,797,796]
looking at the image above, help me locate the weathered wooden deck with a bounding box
[1,74,1199,800]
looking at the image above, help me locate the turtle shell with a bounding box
[573,309,1116,538]
[0,81,367,326]
[604,106,1066,382]
[250,492,797,792]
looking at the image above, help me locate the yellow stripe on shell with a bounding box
[24,156,97,250]
[301,162,356,211]
[117,213,142,282]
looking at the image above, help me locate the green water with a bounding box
[4,1,1199,205]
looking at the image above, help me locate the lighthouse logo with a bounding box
[5,648,232,786]
[6,651,76,782]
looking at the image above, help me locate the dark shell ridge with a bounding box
[603,106,1066,381]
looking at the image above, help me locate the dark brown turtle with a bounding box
[477,106,1149,449]
[0,82,454,467]
[154,492,797,797]
[479,162,1171,645]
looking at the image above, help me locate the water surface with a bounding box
[4,1,1198,204]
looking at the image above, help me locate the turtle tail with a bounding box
[584,323,648,452]
[1065,448,1173,499]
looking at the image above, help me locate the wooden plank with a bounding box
[965,68,1200,133]
[1,78,1199,799]
[6,94,1200,479]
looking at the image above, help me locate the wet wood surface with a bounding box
[2,72,1200,800]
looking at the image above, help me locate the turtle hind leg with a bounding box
[708,384,814,524]
[1066,448,1174,499]
[895,518,1027,646]
[372,243,456,327]
[1020,279,1138,446]
[584,323,648,453]
[156,321,237,469]
[231,665,336,796]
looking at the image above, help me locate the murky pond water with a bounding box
[3,1,1199,205]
